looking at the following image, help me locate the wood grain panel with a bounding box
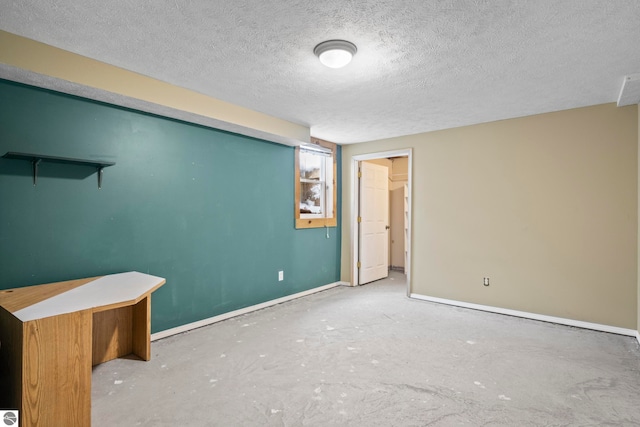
[132,295,151,361]
[92,306,133,366]
[0,276,100,313]
[23,310,92,427]
[0,306,22,411]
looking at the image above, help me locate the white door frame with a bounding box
[351,148,412,296]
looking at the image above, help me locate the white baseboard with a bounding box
[151,281,343,341]
[636,331,640,345]
[410,293,637,337]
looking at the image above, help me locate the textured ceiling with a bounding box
[1,0,640,144]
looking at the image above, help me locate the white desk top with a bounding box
[13,271,165,322]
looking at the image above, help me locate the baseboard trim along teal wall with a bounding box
[411,293,637,337]
[0,79,342,334]
[152,280,350,341]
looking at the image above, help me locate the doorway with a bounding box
[351,149,412,296]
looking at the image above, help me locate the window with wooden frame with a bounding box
[295,138,337,229]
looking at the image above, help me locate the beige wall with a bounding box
[364,158,392,169]
[342,103,638,329]
[0,30,309,146]
[390,157,409,185]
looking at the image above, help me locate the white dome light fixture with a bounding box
[314,40,357,69]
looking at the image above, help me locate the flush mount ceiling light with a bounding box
[314,40,357,69]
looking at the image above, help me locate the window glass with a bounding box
[295,139,337,229]
[300,151,327,216]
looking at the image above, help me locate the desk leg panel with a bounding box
[92,307,133,365]
[23,310,92,427]
[132,296,151,361]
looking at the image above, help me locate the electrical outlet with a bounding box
[278,271,284,281]
[483,277,490,286]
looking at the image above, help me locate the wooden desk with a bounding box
[0,272,165,426]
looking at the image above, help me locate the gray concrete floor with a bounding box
[92,272,640,426]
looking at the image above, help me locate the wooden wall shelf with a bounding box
[2,152,115,188]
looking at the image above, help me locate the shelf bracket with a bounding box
[32,158,41,186]
[97,166,104,190]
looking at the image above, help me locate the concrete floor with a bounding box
[92,272,640,426]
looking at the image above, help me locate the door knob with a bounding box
[385,225,390,230]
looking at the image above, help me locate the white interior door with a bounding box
[358,161,389,285]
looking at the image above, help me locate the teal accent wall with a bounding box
[0,80,341,333]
